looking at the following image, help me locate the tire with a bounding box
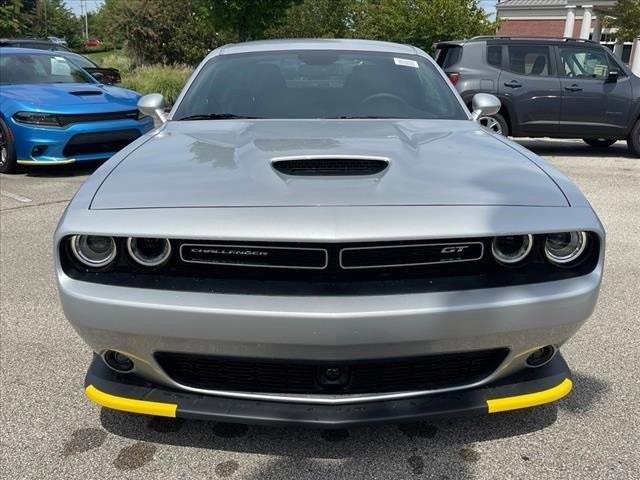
[628,118,640,157]
[583,138,616,148]
[0,118,20,174]
[478,112,509,136]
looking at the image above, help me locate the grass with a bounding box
[82,50,192,105]
[120,65,193,105]
[85,49,124,65]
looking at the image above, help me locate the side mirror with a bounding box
[470,93,501,121]
[138,93,167,124]
[606,70,619,83]
[91,71,104,83]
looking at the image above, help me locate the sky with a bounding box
[67,0,498,17]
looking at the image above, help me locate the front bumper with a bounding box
[11,116,153,164]
[85,353,572,427]
[59,266,600,404]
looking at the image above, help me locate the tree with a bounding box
[99,0,222,66]
[28,0,83,47]
[0,0,26,37]
[356,0,496,53]
[210,0,297,41]
[610,0,640,42]
[267,0,355,38]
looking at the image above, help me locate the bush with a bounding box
[121,65,193,105]
[100,52,134,74]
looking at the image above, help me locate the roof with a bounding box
[497,0,567,7]
[0,47,66,54]
[216,39,419,57]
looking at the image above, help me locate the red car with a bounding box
[84,38,102,48]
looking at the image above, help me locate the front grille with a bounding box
[58,110,138,126]
[272,157,389,176]
[155,349,509,395]
[61,234,601,296]
[340,242,484,269]
[62,129,141,157]
[180,243,328,269]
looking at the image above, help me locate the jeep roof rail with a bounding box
[468,36,599,44]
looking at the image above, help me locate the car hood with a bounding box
[1,83,139,112]
[91,120,568,209]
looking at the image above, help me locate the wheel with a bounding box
[0,118,20,174]
[478,112,508,136]
[628,118,640,157]
[583,138,616,148]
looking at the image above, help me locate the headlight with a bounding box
[491,234,533,264]
[71,235,117,268]
[127,237,171,267]
[544,231,588,265]
[13,111,61,126]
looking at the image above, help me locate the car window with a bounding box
[435,46,462,69]
[0,53,95,84]
[65,53,96,69]
[174,50,467,120]
[507,45,551,76]
[487,45,502,68]
[559,47,609,79]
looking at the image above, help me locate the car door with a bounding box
[498,44,562,136]
[556,45,633,137]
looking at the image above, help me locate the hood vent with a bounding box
[272,156,389,176]
[69,90,103,96]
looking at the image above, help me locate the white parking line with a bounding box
[0,190,33,203]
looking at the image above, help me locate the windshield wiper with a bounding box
[177,113,262,121]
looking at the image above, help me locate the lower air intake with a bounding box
[155,349,508,395]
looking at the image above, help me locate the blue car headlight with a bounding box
[13,111,62,127]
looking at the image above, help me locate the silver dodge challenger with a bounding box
[55,39,604,426]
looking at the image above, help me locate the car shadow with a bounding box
[98,372,607,478]
[515,138,632,159]
[24,160,104,178]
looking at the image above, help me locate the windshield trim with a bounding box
[170,49,470,122]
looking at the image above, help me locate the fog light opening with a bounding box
[525,345,556,368]
[31,145,47,157]
[103,350,135,373]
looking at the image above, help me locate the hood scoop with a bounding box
[271,155,390,176]
[69,90,103,96]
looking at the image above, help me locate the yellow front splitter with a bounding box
[85,384,177,418]
[85,377,572,421]
[486,378,573,413]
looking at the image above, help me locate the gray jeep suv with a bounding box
[435,36,640,156]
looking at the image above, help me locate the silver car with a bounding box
[55,39,604,426]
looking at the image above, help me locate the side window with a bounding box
[507,45,551,76]
[487,45,502,68]
[435,46,462,69]
[559,47,609,79]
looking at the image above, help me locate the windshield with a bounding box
[174,50,467,120]
[64,53,96,69]
[0,53,96,85]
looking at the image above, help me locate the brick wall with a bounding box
[498,19,583,38]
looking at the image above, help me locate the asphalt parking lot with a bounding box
[1,139,638,480]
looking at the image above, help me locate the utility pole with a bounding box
[81,0,89,40]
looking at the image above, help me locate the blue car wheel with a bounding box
[0,118,19,174]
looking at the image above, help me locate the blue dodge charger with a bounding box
[0,48,154,173]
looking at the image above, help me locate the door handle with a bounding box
[565,84,582,92]
[503,80,522,88]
